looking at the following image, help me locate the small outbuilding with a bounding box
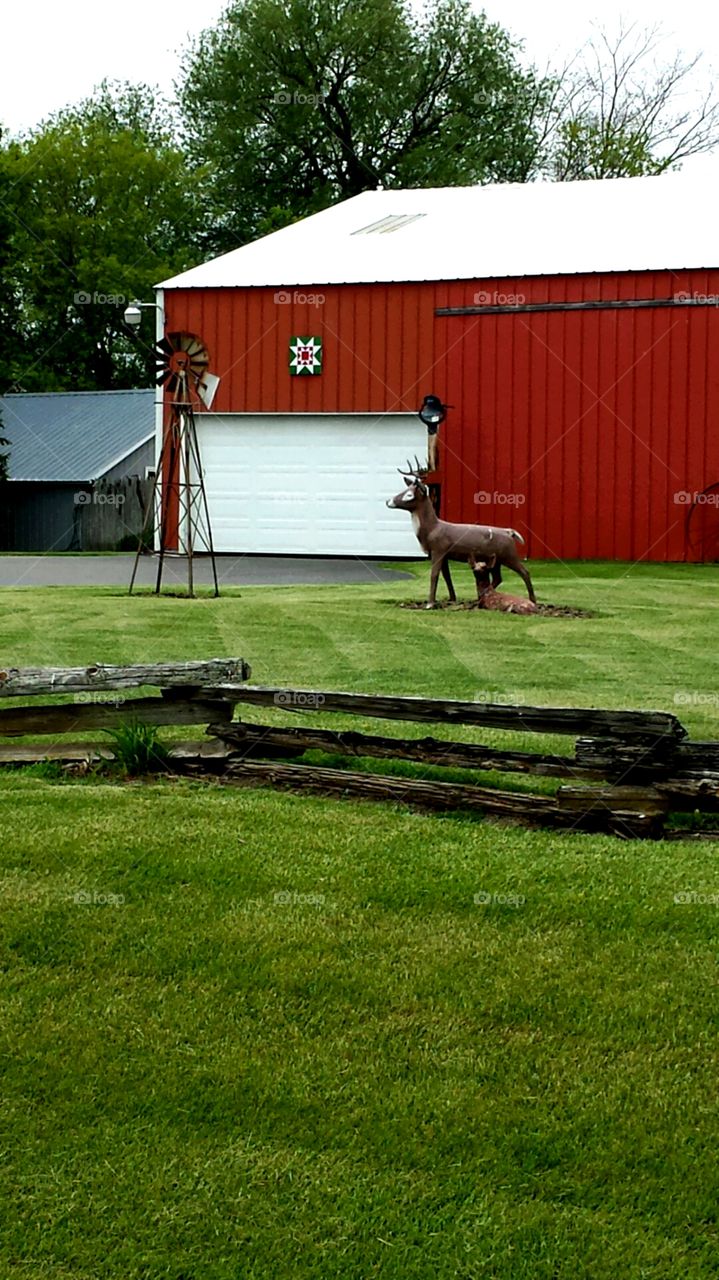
[157,169,719,562]
[0,389,155,552]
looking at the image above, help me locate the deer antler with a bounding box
[397,456,431,479]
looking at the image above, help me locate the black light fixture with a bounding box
[418,394,452,474]
[418,394,451,434]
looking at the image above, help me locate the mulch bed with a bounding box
[399,600,594,618]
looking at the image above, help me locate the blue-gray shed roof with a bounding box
[0,389,155,483]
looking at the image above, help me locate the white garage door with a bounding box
[195,413,429,556]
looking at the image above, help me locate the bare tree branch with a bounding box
[536,22,719,179]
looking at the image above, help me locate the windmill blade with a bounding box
[178,333,209,357]
[155,332,212,397]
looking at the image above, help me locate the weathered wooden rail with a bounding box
[215,685,686,742]
[0,664,717,839]
[0,660,249,742]
[0,659,250,700]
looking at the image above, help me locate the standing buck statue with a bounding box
[387,460,537,611]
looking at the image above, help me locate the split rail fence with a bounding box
[1,660,718,839]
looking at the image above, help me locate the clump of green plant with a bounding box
[104,721,172,776]
[19,760,68,781]
[116,523,155,553]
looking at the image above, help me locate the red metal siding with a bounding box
[165,284,437,416]
[164,269,719,562]
[438,271,717,563]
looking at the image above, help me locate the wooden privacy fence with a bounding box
[73,477,154,551]
[1,660,718,839]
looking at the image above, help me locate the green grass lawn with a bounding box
[1,560,719,1279]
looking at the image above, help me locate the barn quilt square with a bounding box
[289,335,323,375]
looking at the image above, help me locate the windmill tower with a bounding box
[129,333,220,598]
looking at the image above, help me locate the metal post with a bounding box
[186,405,220,597]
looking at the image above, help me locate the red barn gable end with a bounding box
[157,172,719,562]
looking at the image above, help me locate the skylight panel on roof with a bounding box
[351,213,426,235]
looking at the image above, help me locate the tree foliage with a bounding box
[179,4,719,248]
[0,13,718,392]
[0,138,25,393]
[4,83,207,390]
[179,0,554,249]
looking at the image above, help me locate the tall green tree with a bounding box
[179,0,554,250]
[0,143,16,544]
[0,136,25,392]
[6,82,207,390]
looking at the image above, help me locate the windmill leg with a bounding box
[129,467,159,595]
[183,410,195,598]
[155,426,179,594]
[187,407,221,597]
[130,426,167,594]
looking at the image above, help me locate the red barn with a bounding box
[157,171,719,562]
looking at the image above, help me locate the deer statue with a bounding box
[386,459,537,609]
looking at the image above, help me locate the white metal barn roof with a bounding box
[158,165,719,290]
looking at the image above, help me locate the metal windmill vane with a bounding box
[155,332,214,401]
[129,331,220,598]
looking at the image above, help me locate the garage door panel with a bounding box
[195,414,426,555]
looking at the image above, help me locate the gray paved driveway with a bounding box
[0,554,415,588]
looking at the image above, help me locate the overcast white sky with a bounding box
[1,0,717,138]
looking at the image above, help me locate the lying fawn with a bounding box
[471,556,538,614]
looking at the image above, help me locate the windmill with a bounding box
[129,331,221,598]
